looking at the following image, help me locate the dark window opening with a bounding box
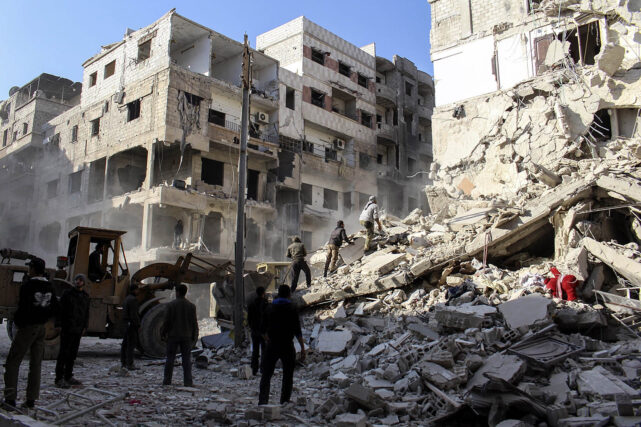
[303,141,314,153]
[89,72,97,87]
[247,169,259,201]
[104,60,116,79]
[359,152,370,169]
[338,61,351,77]
[376,76,381,83]
[91,118,100,136]
[377,154,383,164]
[325,146,337,161]
[588,109,612,142]
[286,87,295,110]
[311,48,325,65]
[393,110,398,126]
[208,109,225,126]
[419,133,422,141]
[323,188,338,210]
[615,108,640,138]
[359,192,369,208]
[47,179,58,199]
[127,99,141,122]
[71,125,78,142]
[69,170,82,194]
[50,133,60,147]
[13,131,17,142]
[376,114,382,124]
[138,40,151,61]
[2,129,7,147]
[22,123,28,134]
[301,183,312,205]
[558,22,601,66]
[185,92,202,107]
[361,111,372,128]
[405,81,413,96]
[357,73,368,88]
[395,145,400,169]
[311,89,325,108]
[404,113,413,134]
[201,158,224,186]
[203,213,222,253]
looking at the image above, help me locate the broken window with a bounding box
[47,179,58,199]
[323,188,338,210]
[418,133,422,141]
[208,109,225,126]
[587,109,612,142]
[376,114,382,125]
[614,108,641,138]
[127,99,141,122]
[201,158,224,186]
[71,125,78,143]
[138,40,151,62]
[104,60,116,79]
[69,170,82,194]
[91,118,100,136]
[325,146,337,161]
[361,111,372,128]
[338,61,351,77]
[558,22,601,66]
[185,92,202,107]
[359,152,370,169]
[286,87,295,110]
[357,73,368,88]
[405,81,413,97]
[2,129,7,147]
[303,140,314,154]
[247,169,259,200]
[311,88,325,108]
[22,123,27,135]
[301,183,313,205]
[203,213,222,253]
[89,72,97,87]
[311,48,325,65]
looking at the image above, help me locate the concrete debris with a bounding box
[498,294,554,329]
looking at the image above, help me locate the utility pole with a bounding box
[234,34,251,347]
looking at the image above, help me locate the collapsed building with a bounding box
[0,10,433,270]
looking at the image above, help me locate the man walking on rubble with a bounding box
[258,285,306,405]
[248,287,268,375]
[121,284,141,371]
[324,220,353,277]
[3,257,59,411]
[55,274,90,388]
[161,284,198,387]
[359,196,383,251]
[286,236,311,292]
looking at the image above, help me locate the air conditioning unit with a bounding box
[255,112,269,124]
[333,138,346,150]
[113,90,125,104]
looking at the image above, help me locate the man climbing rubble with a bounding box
[324,220,353,277]
[286,236,311,293]
[359,196,383,251]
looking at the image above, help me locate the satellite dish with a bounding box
[8,86,19,97]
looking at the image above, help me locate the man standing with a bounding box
[173,220,184,249]
[121,284,141,371]
[55,274,90,388]
[88,242,106,282]
[286,236,311,293]
[324,220,353,277]
[161,284,198,387]
[247,287,268,375]
[359,196,383,251]
[258,285,305,405]
[3,257,58,410]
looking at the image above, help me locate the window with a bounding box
[286,87,295,110]
[69,170,82,194]
[127,99,141,122]
[301,183,313,205]
[376,114,382,124]
[71,125,78,142]
[393,110,398,126]
[343,191,352,212]
[104,60,116,79]
[408,158,417,175]
[311,48,325,65]
[405,81,413,96]
[201,158,224,186]
[377,154,383,164]
[13,131,17,141]
[311,88,325,108]
[338,61,351,77]
[138,40,151,61]
[208,109,225,126]
[358,73,368,88]
[91,118,100,136]
[325,146,337,161]
[2,129,7,147]
[89,72,97,87]
[51,133,60,147]
[361,111,372,128]
[303,140,314,154]
[47,179,58,199]
[359,152,370,169]
[104,101,109,113]
[247,169,259,200]
[323,189,338,210]
[418,133,422,141]
[22,123,28,134]
[185,92,202,107]
[404,113,413,134]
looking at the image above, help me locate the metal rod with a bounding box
[234,34,251,347]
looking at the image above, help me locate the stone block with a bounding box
[407,322,440,341]
[417,361,460,390]
[238,365,252,379]
[344,383,384,410]
[498,294,554,329]
[262,404,281,420]
[361,253,407,276]
[410,258,432,277]
[434,305,490,330]
[466,353,526,390]
[329,371,351,388]
[318,330,353,355]
[577,367,640,399]
[245,407,263,421]
[334,412,367,427]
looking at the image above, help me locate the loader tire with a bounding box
[139,303,168,358]
[6,319,60,360]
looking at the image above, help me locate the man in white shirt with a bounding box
[358,196,383,251]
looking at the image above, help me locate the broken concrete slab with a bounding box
[334,412,367,427]
[446,207,495,232]
[577,366,640,400]
[583,238,641,287]
[361,252,407,276]
[410,257,432,277]
[317,330,353,355]
[344,383,385,410]
[340,237,366,265]
[466,353,526,391]
[407,322,440,341]
[417,361,461,390]
[498,294,554,330]
[583,264,605,299]
[596,42,626,76]
[434,303,496,330]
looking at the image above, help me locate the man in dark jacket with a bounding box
[55,274,90,388]
[258,285,306,405]
[286,236,310,293]
[247,287,268,375]
[88,242,106,282]
[161,284,198,386]
[120,284,141,371]
[3,257,59,410]
[324,220,353,277]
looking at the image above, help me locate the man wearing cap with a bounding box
[324,220,353,277]
[359,196,383,251]
[286,236,311,293]
[3,257,59,410]
[54,274,90,388]
[121,284,141,371]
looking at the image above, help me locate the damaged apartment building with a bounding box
[0,10,434,266]
[257,17,434,250]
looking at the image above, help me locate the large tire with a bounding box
[6,320,60,360]
[139,303,168,358]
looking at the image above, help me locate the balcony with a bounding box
[376,164,403,182]
[208,120,278,163]
[417,104,433,125]
[417,141,433,157]
[376,123,397,144]
[376,83,396,108]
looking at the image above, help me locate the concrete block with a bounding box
[332,355,360,374]
[238,365,252,379]
[318,330,353,355]
[434,305,491,330]
[407,322,440,341]
[417,361,460,390]
[262,404,281,420]
[329,371,351,388]
[245,407,263,421]
[498,294,554,329]
[558,416,609,427]
[577,367,640,399]
[466,353,526,390]
[334,412,367,427]
[344,383,384,410]
[410,257,432,277]
[596,42,626,76]
[361,253,407,275]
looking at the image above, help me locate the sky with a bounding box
[0,1,432,98]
